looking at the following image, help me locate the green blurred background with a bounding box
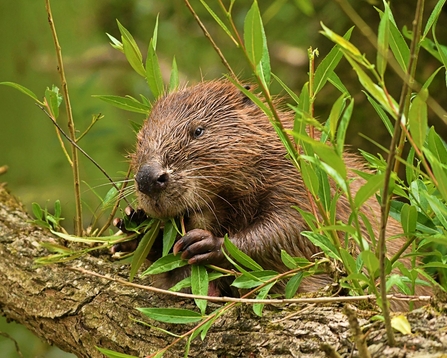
[0,0,445,356]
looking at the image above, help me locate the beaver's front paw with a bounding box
[173,229,226,266]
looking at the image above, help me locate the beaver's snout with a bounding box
[135,163,169,196]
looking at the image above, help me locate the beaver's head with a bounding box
[131,80,276,220]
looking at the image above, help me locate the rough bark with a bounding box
[0,183,447,358]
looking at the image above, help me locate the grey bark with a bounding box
[0,184,446,358]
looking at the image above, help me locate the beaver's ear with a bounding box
[241,84,255,106]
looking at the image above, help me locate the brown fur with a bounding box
[131,80,430,308]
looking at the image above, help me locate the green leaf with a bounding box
[200,0,236,43]
[327,94,347,141]
[300,160,319,197]
[400,203,417,235]
[152,14,159,50]
[285,272,303,299]
[117,20,145,77]
[328,72,349,94]
[45,85,63,119]
[191,265,208,315]
[32,202,43,220]
[388,18,410,72]
[223,236,263,271]
[423,0,447,39]
[146,38,164,99]
[281,250,299,270]
[408,89,428,151]
[360,249,379,275]
[335,97,353,155]
[320,23,364,63]
[365,93,394,136]
[96,347,138,358]
[377,2,390,78]
[54,200,62,219]
[340,248,357,275]
[345,55,397,117]
[355,172,385,207]
[244,1,264,67]
[168,57,179,93]
[93,95,150,114]
[272,73,299,104]
[294,0,314,16]
[232,270,278,289]
[106,33,123,51]
[137,308,203,324]
[0,82,41,104]
[141,253,188,276]
[301,232,341,260]
[130,220,161,281]
[162,219,178,257]
[314,27,353,96]
[253,281,276,317]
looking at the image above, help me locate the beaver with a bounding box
[116,79,430,305]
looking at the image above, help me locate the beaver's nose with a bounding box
[135,163,169,196]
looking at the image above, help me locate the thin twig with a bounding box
[45,0,83,235]
[37,104,131,207]
[69,266,431,305]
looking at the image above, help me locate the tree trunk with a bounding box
[0,183,446,358]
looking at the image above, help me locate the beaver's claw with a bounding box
[173,229,226,266]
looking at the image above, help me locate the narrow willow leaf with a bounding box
[431,18,447,86]
[146,38,164,99]
[54,200,62,218]
[335,97,353,155]
[244,1,264,66]
[300,160,319,197]
[191,265,209,315]
[408,89,428,151]
[0,82,41,103]
[281,250,298,270]
[32,202,43,220]
[170,272,224,292]
[93,95,150,114]
[400,203,418,235]
[168,56,179,93]
[365,93,394,136]
[423,189,447,230]
[130,220,161,281]
[345,55,397,117]
[137,308,203,324]
[96,347,138,358]
[224,235,263,271]
[327,94,347,141]
[232,270,278,289]
[328,72,349,94]
[317,166,331,212]
[355,172,385,207]
[360,249,380,275]
[285,272,303,299]
[141,253,188,276]
[272,73,300,104]
[301,232,341,260]
[340,248,357,275]
[106,33,123,52]
[253,281,276,317]
[162,219,178,257]
[377,1,390,78]
[388,19,410,72]
[423,0,447,39]
[314,27,353,96]
[307,139,347,179]
[46,87,63,117]
[117,20,145,77]
[152,14,159,50]
[320,23,365,64]
[200,0,236,43]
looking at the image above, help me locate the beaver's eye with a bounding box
[193,127,205,139]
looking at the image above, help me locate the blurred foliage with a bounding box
[1,0,447,356]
